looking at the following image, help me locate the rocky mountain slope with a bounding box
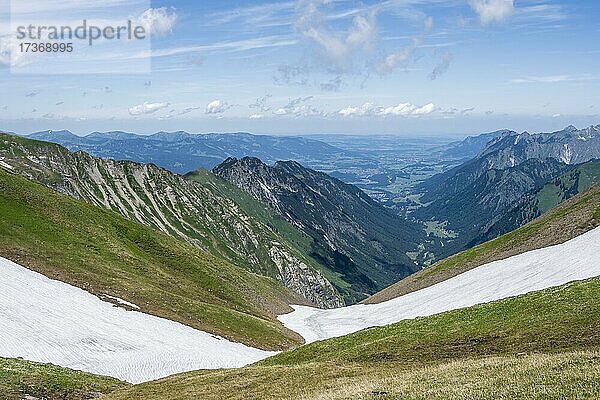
[416,125,600,256]
[213,157,426,302]
[0,133,342,308]
[0,168,304,350]
[442,129,515,159]
[479,160,600,243]
[478,124,600,168]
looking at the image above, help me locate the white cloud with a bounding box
[468,0,515,25]
[0,35,35,68]
[338,102,377,117]
[377,17,432,74]
[338,101,437,117]
[272,96,325,117]
[377,38,420,74]
[296,1,377,71]
[413,103,436,115]
[128,102,170,116]
[136,7,178,37]
[206,100,233,114]
[249,113,264,119]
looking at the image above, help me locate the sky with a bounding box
[0,0,599,136]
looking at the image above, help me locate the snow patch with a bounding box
[0,257,275,383]
[0,160,14,170]
[100,294,140,310]
[561,144,573,164]
[279,227,600,343]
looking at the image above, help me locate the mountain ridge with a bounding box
[0,133,343,308]
[214,156,426,303]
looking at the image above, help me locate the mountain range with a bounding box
[24,130,350,174]
[3,124,600,399]
[415,125,600,257]
[0,133,342,308]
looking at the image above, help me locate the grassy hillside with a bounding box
[106,276,600,400]
[479,160,600,242]
[0,132,342,308]
[0,168,303,350]
[0,357,127,400]
[367,182,600,303]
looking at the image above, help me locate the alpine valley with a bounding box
[1,123,600,399]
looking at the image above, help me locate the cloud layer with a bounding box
[136,7,178,37]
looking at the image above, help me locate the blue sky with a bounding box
[0,0,599,135]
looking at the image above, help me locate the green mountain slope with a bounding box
[0,168,304,350]
[479,160,600,242]
[0,357,128,400]
[416,157,572,257]
[367,182,600,304]
[0,133,342,308]
[415,125,600,259]
[213,157,426,303]
[105,275,600,400]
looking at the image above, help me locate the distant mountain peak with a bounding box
[37,129,74,135]
[28,129,78,141]
[564,125,579,132]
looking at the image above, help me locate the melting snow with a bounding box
[0,257,275,383]
[279,227,600,343]
[2,227,599,382]
[101,294,140,310]
[561,144,573,164]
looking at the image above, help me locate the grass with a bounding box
[367,182,600,303]
[0,357,128,400]
[105,276,600,400]
[105,352,600,400]
[0,168,302,350]
[535,160,600,214]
